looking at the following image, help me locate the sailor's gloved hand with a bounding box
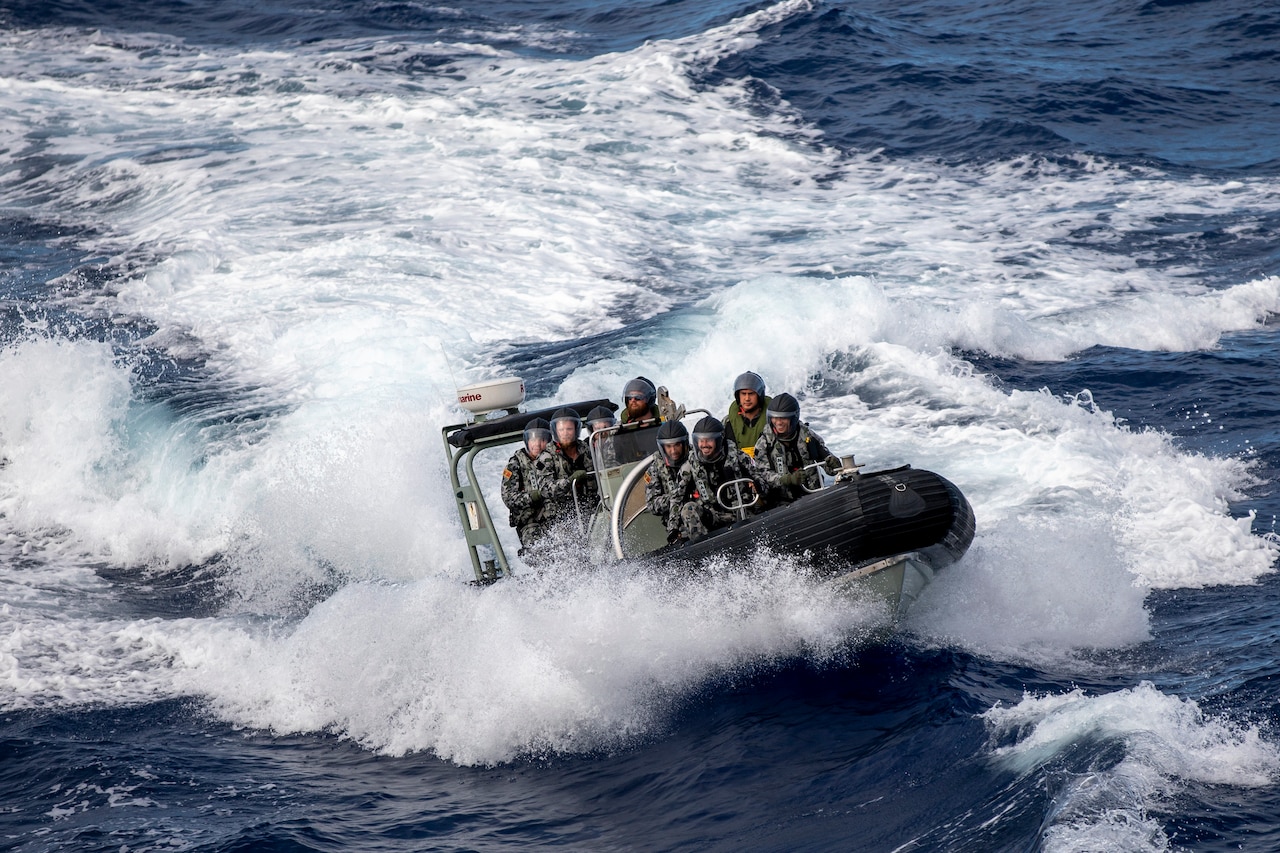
[780,471,804,488]
[528,489,543,505]
[569,470,589,483]
[824,455,843,475]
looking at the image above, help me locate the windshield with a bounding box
[591,422,663,471]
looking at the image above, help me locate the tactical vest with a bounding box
[684,449,766,520]
[754,424,829,494]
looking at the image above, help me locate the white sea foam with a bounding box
[4,14,1279,376]
[982,683,1280,852]
[1,0,1279,740]
[3,549,888,763]
[195,556,885,765]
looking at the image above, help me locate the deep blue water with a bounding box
[4,1,1280,851]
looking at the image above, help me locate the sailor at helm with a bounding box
[674,416,768,543]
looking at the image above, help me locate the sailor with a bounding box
[544,407,599,524]
[585,404,621,469]
[619,376,662,425]
[644,420,693,541]
[724,370,772,457]
[753,393,843,504]
[674,416,769,542]
[500,417,555,554]
[585,405,618,434]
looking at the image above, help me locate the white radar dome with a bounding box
[457,377,525,415]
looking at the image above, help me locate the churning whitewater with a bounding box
[3,0,1280,850]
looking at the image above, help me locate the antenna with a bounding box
[442,343,525,421]
[439,342,462,396]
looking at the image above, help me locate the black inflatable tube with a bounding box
[650,466,974,575]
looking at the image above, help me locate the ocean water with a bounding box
[2,0,1280,850]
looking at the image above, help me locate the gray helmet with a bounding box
[655,419,689,466]
[733,371,766,399]
[622,376,656,407]
[549,407,582,447]
[523,417,552,452]
[585,405,617,432]
[692,415,726,463]
[766,393,800,441]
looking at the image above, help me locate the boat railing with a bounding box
[570,475,592,537]
[715,478,764,520]
[799,461,828,494]
[796,454,864,493]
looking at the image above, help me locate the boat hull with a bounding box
[605,465,974,618]
[821,552,935,618]
[656,467,971,565]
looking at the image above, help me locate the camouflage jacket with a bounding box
[500,448,553,528]
[753,423,832,500]
[644,450,691,531]
[543,439,599,515]
[681,446,768,524]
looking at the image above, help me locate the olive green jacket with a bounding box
[724,395,772,456]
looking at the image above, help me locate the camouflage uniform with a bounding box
[543,439,599,527]
[644,449,691,538]
[500,448,554,549]
[589,430,622,470]
[675,446,768,541]
[753,423,833,504]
